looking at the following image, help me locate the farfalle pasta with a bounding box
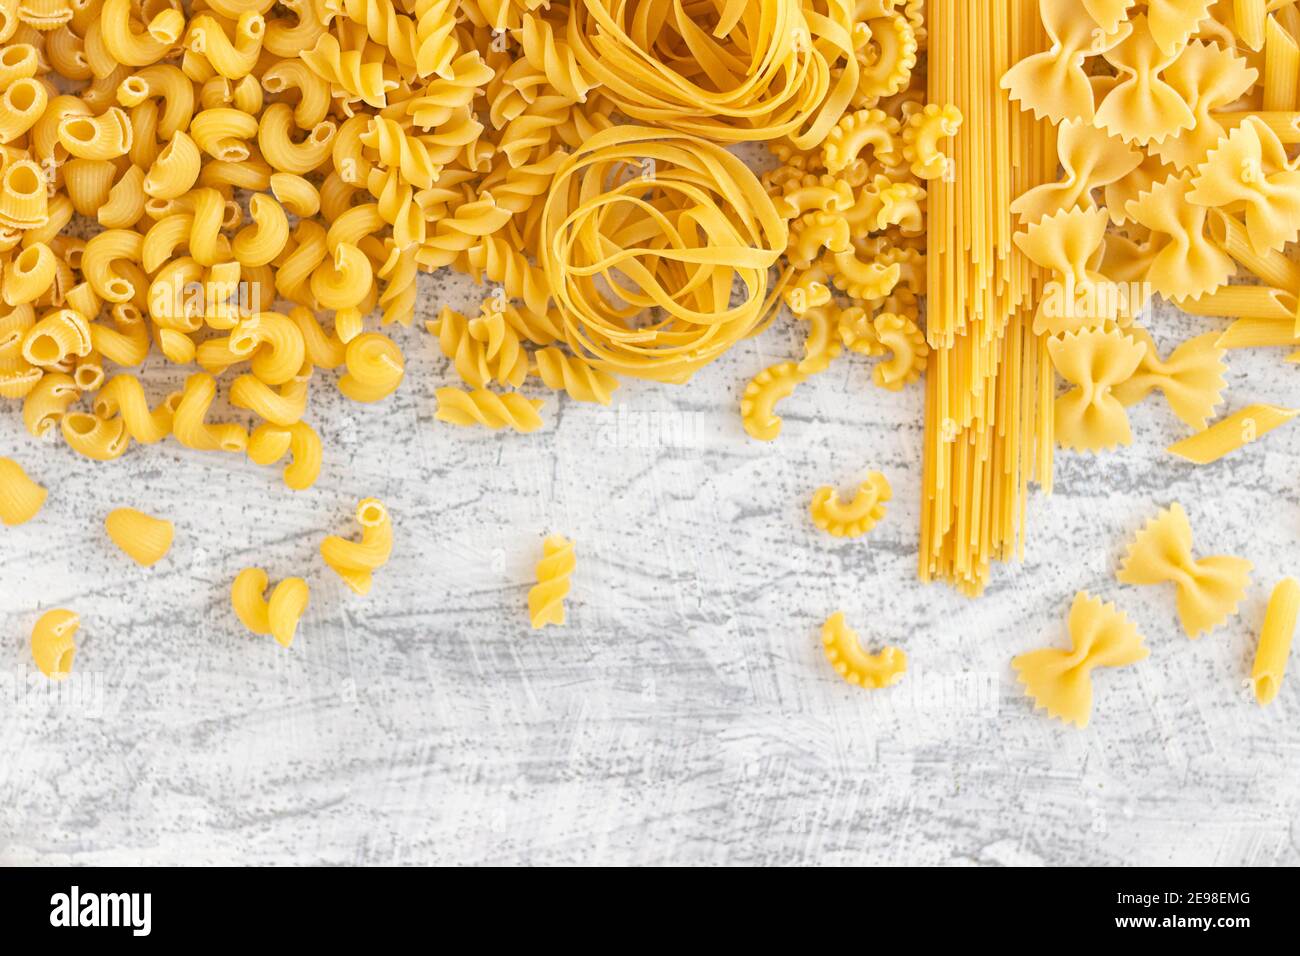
[1117,503,1252,639]
[1047,326,1147,452]
[1112,327,1227,430]
[1013,592,1148,729]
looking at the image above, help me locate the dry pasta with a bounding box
[821,612,906,689]
[320,498,393,596]
[31,608,79,680]
[231,567,310,648]
[527,534,574,629]
[104,507,174,567]
[1252,578,1299,706]
[0,455,47,526]
[1117,503,1252,639]
[1013,592,1148,729]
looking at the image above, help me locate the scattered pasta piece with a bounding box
[1013,592,1148,729]
[740,362,806,442]
[821,612,906,689]
[1252,578,1299,706]
[1166,404,1299,464]
[1117,503,1252,639]
[810,472,891,538]
[31,608,79,681]
[105,508,174,567]
[230,568,310,649]
[528,534,574,629]
[0,456,47,527]
[321,498,394,597]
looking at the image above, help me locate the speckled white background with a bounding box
[1,271,1297,865]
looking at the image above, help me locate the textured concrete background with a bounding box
[1,275,1297,865]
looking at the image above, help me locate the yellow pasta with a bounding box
[809,472,892,539]
[320,498,393,596]
[527,534,574,629]
[434,386,544,433]
[31,608,80,681]
[0,455,47,526]
[740,363,806,442]
[1013,592,1148,729]
[821,612,906,689]
[231,567,310,648]
[1166,404,1299,464]
[104,507,175,567]
[1117,503,1252,639]
[1252,577,1300,706]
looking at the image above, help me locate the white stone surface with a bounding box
[1,277,1297,866]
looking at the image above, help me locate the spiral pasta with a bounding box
[527,533,574,629]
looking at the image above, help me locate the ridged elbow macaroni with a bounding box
[105,507,175,567]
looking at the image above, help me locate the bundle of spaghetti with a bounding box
[920,0,1056,595]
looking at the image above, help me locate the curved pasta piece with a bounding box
[528,533,574,629]
[320,498,393,597]
[1094,14,1195,146]
[810,472,891,538]
[1010,120,1143,224]
[1000,0,1132,125]
[105,508,174,567]
[1166,404,1299,464]
[741,362,806,441]
[1124,171,1235,301]
[901,103,962,180]
[1252,577,1299,706]
[794,303,843,375]
[1012,592,1148,728]
[1111,328,1227,429]
[837,305,884,356]
[1118,503,1252,638]
[0,456,47,526]
[872,312,927,390]
[821,612,906,689]
[1188,117,1300,255]
[1047,326,1147,452]
[31,608,79,680]
[231,568,310,648]
[1152,41,1258,170]
[822,108,902,173]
